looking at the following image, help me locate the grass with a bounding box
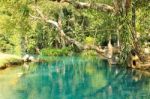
[0,53,22,68]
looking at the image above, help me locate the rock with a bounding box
[28,56,34,61]
[23,54,35,62]
[23,54,29,62]
[144,48,150,54]
[106,41,113,59]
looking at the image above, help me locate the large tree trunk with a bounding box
[113,0,131,15]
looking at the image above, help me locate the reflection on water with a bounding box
[0,56,150,99]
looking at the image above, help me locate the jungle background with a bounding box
[0,0,150,66]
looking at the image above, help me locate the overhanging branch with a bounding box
[30,7,106,56]
[60,0,114,13]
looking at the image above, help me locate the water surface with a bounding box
[0,56,150,99]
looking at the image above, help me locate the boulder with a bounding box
[23,54,35,62]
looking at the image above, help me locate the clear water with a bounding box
[0,56,150,99]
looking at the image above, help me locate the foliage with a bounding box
[81,50,98,57]
[84,37,95,45]
[0,0,149,65]
[40,47,71,56]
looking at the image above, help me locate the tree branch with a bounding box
[31,8,106,56]
[61,0,114,13]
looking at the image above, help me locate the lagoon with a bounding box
[0,56,150,99]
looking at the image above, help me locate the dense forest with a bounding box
[0,0,150,67]
[0,0,150,99]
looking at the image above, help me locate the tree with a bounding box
[0,0,149,66]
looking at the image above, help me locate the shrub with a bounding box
[40,47,71,56]
[84,37,95,45]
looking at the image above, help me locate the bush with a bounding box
[40,47,71,56]
[81,50,97,57]
[84,37,95,45]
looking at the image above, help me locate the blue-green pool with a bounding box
[0,56,150,99]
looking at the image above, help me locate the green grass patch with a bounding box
[40,47,71,56]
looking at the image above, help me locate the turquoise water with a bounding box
[0,56,150,99]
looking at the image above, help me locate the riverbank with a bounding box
[0,53,23,69]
